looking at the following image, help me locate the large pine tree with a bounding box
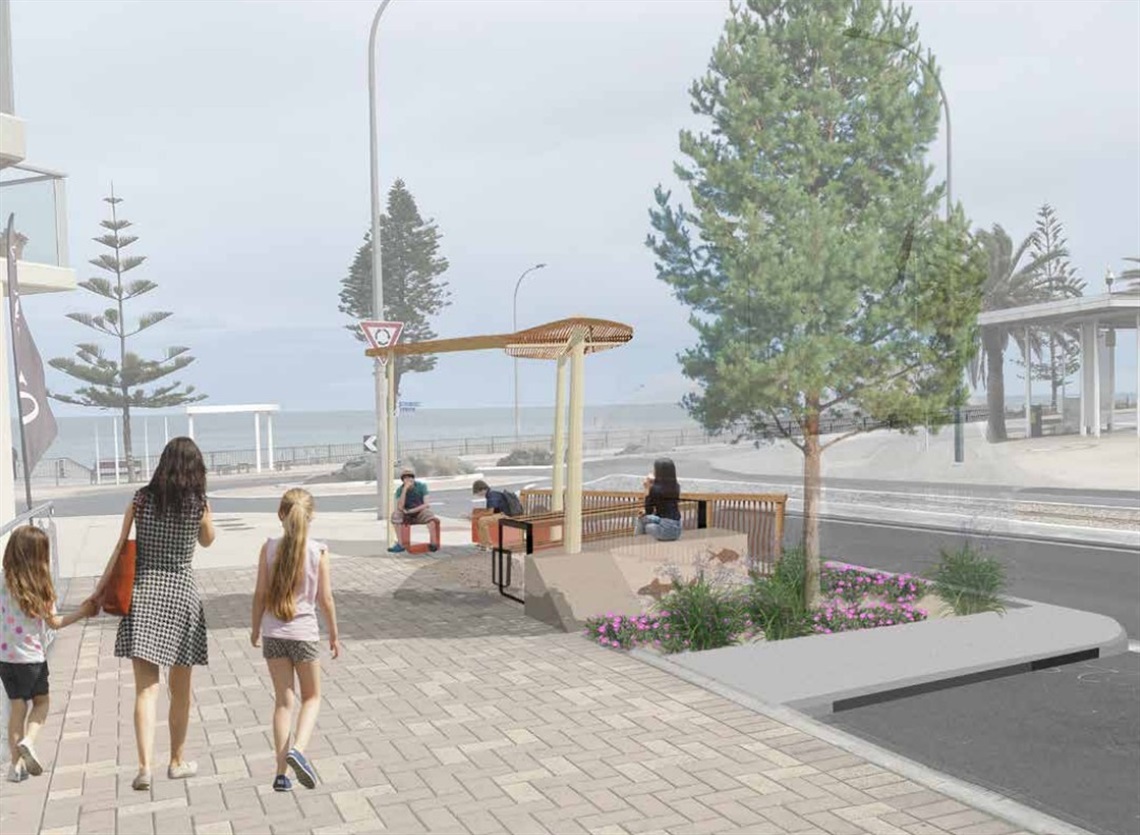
[338,180,450,397]
[1026,204,1084,410]
[647,0,985,603]
[50,190,206,481]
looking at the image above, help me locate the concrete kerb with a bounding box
[667,598,1127,717]
[629,646,1098,835]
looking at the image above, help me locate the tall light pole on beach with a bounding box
[369,0,394,528]
[513,262,547,441]
[845,27,963,464]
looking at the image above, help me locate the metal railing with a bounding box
[520,489,786,574]
[0,502,59,591]
[25,427,722,485]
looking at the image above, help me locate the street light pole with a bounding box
[369,0,394,530]
[845,28,962,463]
[512,262,546,442]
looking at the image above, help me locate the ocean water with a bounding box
[18,403,702,465]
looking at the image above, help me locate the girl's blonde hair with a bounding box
[2,526,55,620]
[267,488,314,622]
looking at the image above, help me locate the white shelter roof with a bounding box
[977,292,1139,329]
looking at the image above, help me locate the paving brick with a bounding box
[929,810,999,832]
[803,810,867,835]
[21,554,1025,835]
[908,800,973,821]
[952,823,1020,835]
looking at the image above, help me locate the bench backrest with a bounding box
[520,488,786,573]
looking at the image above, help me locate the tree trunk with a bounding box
[983,327,1008,442]
[801,410,822,609]
[1049,335,1058,411]
[122,404,134,483]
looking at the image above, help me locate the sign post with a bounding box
[360,321,403,544]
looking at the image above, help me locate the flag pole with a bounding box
[6,213,35,511]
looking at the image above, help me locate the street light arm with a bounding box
[512,263,546,331]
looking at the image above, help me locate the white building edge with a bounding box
[1,0,78,528]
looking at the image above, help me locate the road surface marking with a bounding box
[685,474,1135,512]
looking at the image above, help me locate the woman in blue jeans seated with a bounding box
[635,458,682,542]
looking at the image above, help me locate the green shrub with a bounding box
[744,547,812,641]
[930,545,1007,616]
[821,562,929,604]
[402,454,476,477]
[654,569,745,653]
[496,448,554,467]
[585,613,664,650]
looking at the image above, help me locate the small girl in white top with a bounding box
[2,526,94,783]
[250,489,340,793]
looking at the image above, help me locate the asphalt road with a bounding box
[42,460,1140,637]
[825,652,1140,835]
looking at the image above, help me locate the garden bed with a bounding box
[586,546,1006,655]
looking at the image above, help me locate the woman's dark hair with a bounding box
[652,458,680,498]
[144,437,207,516]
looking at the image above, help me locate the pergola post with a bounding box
[1079,323,1091,436]
[1136,313,1139,438]
[267,411,275,470]
[1090,320,1101,437]
[187,414,195,441]
[551,353,568,513]
[254,412,262,473]
[1105,329,1116,433]
[386,356,397,547]
[1024,326,1032,439]
[564,339,587,554]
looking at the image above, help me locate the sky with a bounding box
[6,0,1140,415]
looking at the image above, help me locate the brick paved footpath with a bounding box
[1,551,1029,835]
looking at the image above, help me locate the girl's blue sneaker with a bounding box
[272,774,292,792]
[387,543,406,553]
[286,749,317,789]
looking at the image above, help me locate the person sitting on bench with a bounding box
[635,458,682,542]
[471,479,513,550]
[389,468,440,553]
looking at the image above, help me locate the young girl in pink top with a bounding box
[2,527,94,783]
[250,489,340,792]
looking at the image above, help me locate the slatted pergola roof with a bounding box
[364,315,635,555]
[364,317,633,360]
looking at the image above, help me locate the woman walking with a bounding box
[89,437,215,790]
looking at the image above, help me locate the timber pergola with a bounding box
[366,317,634,553]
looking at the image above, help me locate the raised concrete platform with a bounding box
[657,597,1128,717]
[525,527,749,631]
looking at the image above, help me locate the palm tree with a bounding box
[970,225,1062,441]
[1119,257,1140,293]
